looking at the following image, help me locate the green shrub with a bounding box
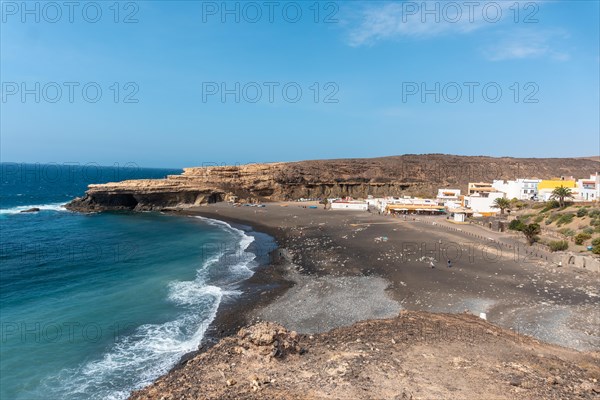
[534,214,545,223]
[509,219,526,231]
[548,200,560,209]
[590,218,600,227]
[556,213,575,227]
[592,237,600,246]
[545,213,560,225]
[588,209,600,219]
[559,228,575,237]
[577,207,588,217]
[522,223,541,245]
[541,200,560,213]
[574,232,592,245]
[583,227,594,235]
[549,240,569,252]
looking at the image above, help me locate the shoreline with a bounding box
[128,201,599,398]
[131,202,600,400]
[167,211,295,372]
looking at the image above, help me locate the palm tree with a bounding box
[550,186,574,208]
[522,223,541,245]
[491,197,511,215]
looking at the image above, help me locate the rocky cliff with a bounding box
[66,155,599,212]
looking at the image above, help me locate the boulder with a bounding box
[20,208,40,213]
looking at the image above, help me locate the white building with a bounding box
[366,197,388,212]
[395,198,436,206]
[492,179,541,200]
[577,174,600,201]
[463,192,505,215]
[437,188,461,201]
[454,212,466,222]
[436,189,462,209]
[468,182,494,196]
[367,196,445,213]
[330,200,369,211]
[447,207,473,222]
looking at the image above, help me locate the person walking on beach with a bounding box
[430,260,435,268]
[447,259,452,268]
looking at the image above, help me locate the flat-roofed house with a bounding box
[437,189,460,200]
[492,178,542,200]
[463,191,506,216]
[467,182,495,196]
[330,200,369,211]
[537,179,577,202]
[577,173,600,201]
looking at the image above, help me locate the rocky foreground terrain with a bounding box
[129,311,600,400]
[66,155,599,211]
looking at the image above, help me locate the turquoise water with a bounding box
[0,164,271,399]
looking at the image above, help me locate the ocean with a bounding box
[0,163,273,400]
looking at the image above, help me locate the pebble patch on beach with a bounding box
[253,270,401,334]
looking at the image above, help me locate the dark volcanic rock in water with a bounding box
[20,207,40,213]
[66,154,600,212]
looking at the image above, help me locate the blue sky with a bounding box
[1,0,599,168]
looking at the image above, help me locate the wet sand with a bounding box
[177,202,599,352]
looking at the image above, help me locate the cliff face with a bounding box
[66,155,599,212]
[66,164,279,212]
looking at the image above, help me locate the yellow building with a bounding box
[537,180,576,191]
[537,179,577,201]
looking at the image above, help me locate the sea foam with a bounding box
[0,203,67,215]
[38,215,258,400]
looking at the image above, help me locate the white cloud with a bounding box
[483,30,570,61]
[345,2,568,62]
[346,1,517,46]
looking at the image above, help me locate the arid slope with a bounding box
[129,311,600,400]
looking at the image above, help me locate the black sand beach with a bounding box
[178,202,599,352]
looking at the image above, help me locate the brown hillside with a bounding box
[67,155,599,211]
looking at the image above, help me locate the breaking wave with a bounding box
[38,217,257,400]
